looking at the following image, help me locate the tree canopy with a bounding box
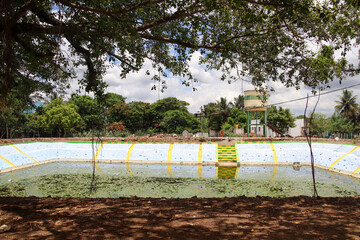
[266,106,295,133]
[123,101,152,132]
[201,96,247,132]
[1,0,359,105]
[36,98,82,137]
[69,94,103,129]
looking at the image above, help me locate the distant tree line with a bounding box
[0,90,295,138]
[308,90,360,138]
[0,92,202,138]
[1,89,357,139]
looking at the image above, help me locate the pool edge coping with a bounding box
[1,141,359,147]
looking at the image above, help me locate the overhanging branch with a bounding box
[139,33,217,51]
[59,0,166,16]
[136,5,205,32]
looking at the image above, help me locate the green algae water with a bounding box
[0,162,359,198]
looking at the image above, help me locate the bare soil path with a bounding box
[0,196,359,239]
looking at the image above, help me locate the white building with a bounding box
[250,118,305,137]
[288,118,306,137]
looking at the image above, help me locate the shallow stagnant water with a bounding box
[0,162,359,198]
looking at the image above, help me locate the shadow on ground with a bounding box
[0,196,359,239]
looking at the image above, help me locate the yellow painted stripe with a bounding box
[94,162,102,172]
[0,155,16,167]
[93,143,104,173]
[198,165,202,178]
[94,142,104,160]
[166,144,174,178]
[215,143,219,163]
[270,143,278,163]
[235,143,239,163]
[352,166,360,175]
[126,163,134,176]
[167,164,174,178]
[11,145,38,163]
[330,171,358,192]
[5,171,15,178]
[351,177,360,187]
[167,144,174,162]
[271,165,278,180]
[126,143,136,162]
[198,144,203,164]
[329,171,338,180]
[330,146,360,169]
[235,166,239,178]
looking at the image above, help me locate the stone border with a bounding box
[1,136,359,146]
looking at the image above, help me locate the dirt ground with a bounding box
[0,196,359,239]
[1,135,359,146]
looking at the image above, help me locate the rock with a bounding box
[0,224,11,233]
[183,130,192,137]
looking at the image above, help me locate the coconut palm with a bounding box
[233,95,245,110]
[335,90,359,124]
[216,97,233,120]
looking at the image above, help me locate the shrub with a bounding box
[108,122,126,132]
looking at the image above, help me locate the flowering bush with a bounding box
[108,122,126,132]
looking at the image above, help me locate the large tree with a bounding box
[149,97,190,123]
[1,0,359,105]
[201,102,223,131]
[159,110,200,134]
[309,113,329,137]
[266,106,295,133]
[0,77,52,138]
[102,93,126,110]
[69,94,104,129]
[103,92,127,123]
[36,98,82,137]
[123,101,152,132]
[329,113,355,134]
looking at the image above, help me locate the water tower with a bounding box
[244,90,269,137]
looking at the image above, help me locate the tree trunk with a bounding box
[5,120,9,139]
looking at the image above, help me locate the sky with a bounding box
[67,48,360,117]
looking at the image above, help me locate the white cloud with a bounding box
[67,48,360,117]
[267,76,360,116]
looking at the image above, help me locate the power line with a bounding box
[269,83,360,107]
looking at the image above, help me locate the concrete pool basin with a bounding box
[0,141,359,178]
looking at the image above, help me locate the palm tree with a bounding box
[216,97,233,120]
[335,90,359,124]
[233,95,245,110]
